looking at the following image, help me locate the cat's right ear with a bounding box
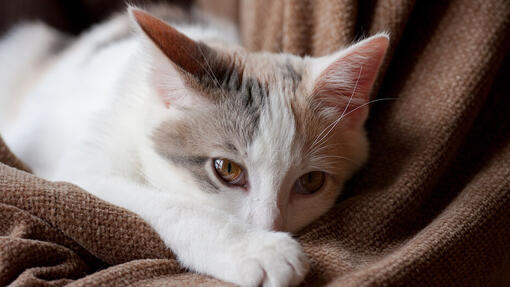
[129,7,215,108]
[310,34,389,128]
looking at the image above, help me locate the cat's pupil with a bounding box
[296,171,325,194]
[227,162,232,173]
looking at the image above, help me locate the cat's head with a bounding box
[130,8,389,233]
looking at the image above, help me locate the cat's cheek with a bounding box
[286,178,342,232]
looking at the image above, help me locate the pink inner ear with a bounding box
[313,36,389,123]
[153,71,172,108]
[132,8,220,110]
[151,53,210,110]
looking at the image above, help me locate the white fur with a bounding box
[0,11,307,287]
[0,23,63,130]
[0,7,386,287]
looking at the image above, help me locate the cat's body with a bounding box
[0,5,388,287]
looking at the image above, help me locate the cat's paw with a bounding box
[223,231,309,287]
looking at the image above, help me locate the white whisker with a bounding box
[196,45,227,95]
[313,155,355,162]
[339,97,396,119]
[308,66,363,153]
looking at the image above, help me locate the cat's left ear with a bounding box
[311,34,389,128]
[129,7,218,108]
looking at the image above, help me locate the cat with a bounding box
[0,4,389,287]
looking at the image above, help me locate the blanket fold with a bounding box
[1,0,510,286]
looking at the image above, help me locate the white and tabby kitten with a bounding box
[0,5,389,287]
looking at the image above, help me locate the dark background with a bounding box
[0,0,191,36]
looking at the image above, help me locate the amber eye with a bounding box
[213,158,246,186]
[294,171,325,194]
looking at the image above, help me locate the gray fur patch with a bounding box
[152,53,305,194]
[186,53,269,144]
[282,62,302,85]
[165,155,220,191]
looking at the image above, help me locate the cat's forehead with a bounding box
[153,50,312,156]
[203,43,305,90]
[235,51,306,89]
[188,48,319,153]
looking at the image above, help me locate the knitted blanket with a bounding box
[1,0,510,286]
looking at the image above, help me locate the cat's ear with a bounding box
[311,34,389,127]
[129,7,216,108]
[130,7,215,78]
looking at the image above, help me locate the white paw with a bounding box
[221,231,309,287]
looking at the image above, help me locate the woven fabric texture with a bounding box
[1,0,510,286]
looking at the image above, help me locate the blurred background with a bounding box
[0,0,239,36]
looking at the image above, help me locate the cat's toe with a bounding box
[223,259,266,287]
[254,232,309,287]
[217,231,308,287]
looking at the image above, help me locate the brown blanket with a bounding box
[2,0,510,286]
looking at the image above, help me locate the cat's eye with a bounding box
[213,158,246,187]
[294,171,325,194]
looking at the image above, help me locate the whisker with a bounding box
[312,155,356,164]
[306,97,396,159]
[339,66,362,122]
[308,66,363,153]
[176,44,225,93]
[308,142,343,156]
[338,97,397,119]
[196,45,227,95]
